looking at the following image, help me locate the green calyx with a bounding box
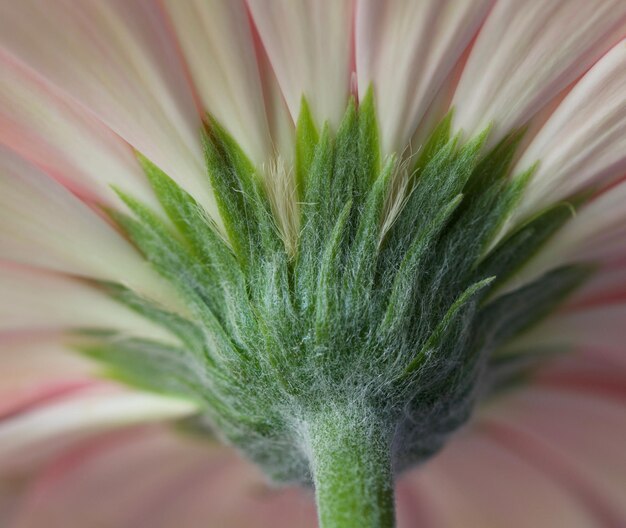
[81,89,589,498]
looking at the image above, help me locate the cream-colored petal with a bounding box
[514,40,626,219]
[248,0,353,129]
[0,148,177,307]
[0,390,197,463]
[0,337,95,402]
[453,0,626,142]
[505,179,626,291]
[0,49,158,211]
[356,0,492,154]
[0,0,216,215]
[163,0,272,166]
[506,301,626,354]
[0,264,179,345]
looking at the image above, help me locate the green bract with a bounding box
[83,90,589,486]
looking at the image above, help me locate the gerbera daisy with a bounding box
[1,1,625,527]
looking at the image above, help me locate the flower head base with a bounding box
[78,90,589,489]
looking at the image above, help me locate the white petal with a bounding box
[453,0,626,141]
[356,0,492,154]
[0,148,177,307]
[515,40,626,219]
[0,0,216,215]
[0,265,179,345]
[0,389,197,463]
[248,0,353,129]
[508,302,626,354]
[508,179,626,290]
[256,39,296,164]
[0,338,95,401]
[163,0,272,166]
[0,50,158,211]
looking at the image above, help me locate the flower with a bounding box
[1,1,626,527]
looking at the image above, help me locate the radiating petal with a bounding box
[0,49,158,210]
[402,431,598,528]
[0,0,216,214]
[480,387,626,523]
[0,148,178,307]
[0,264,179,345]
[453,0,626,142]
[247,0,353,129]
[355,0,492,154]
[568,265,626,309]
[514,40,626,219]
[507,301,626,354]
[163,0,272,166]
[0,337,96,418]
[508,179,626,288]
[7,427,317,528]
[254,31,296,164]
[0,390,197,465]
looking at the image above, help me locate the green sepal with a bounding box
[203,117,278,269]
[476,201,578,291]
[315,199,354,342]
[95,281,205,356]
[357,87,381,187]
[295,98,319,200]
[86,97,596,491]
[404,276,494,375]
[477,264,594,346]
[413,111,454,175]
[348,156,396,294]
[381,126,487,277]
[80,338,207,402]
[108,188,224,316]
[380,193,464,334]
[332,98,360,212]
[136,154,245,295]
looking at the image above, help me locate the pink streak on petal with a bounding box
[10,427,318,528]
[0,381,99,421]
[483,420,626,528]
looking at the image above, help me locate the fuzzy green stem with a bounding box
[307,410,395,528]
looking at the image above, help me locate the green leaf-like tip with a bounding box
[92,96,594,495]
[358,86,381,185]
[295,97,319,200]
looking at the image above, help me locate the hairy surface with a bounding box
[81,92,589,484]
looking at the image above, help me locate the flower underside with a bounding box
[78,91,589,485]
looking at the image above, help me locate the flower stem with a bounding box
[307,410,395,528]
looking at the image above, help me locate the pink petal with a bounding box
[163,0,274,166]
[8,427,318,528]
[0,336,96,417]
[355,0,492,154]
[480,387,626,523]
[453,0,626,143]
[401,431,599,528]
[0,263,181,344]
[0,49,158,211]
[247,0,353,129]
[0,390,196,475]
[507,300,626,355]
[0,0,216,215]
[0,149,181,309]
[514,40,626,220]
